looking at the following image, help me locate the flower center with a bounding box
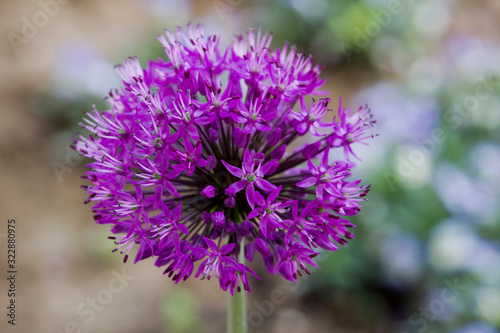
[246,173,256,182]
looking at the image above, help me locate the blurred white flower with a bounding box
[407,57,447,95]
[467,242,500,286]
[475,287,500,326]
[413,0,452,39]
[430,219,500,284]
[429,220,481,272]
[392,144,434,188]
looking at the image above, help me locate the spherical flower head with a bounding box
[73,24,376,294]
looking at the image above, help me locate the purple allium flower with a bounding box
[73,24,376,294]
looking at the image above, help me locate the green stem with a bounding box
[227,246,247,333]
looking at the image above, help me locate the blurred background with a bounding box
[1,0,500,332]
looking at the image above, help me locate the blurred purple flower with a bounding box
[355,81,438,143]
[379,231,424,289]
[470,142,500,187]
[434,163,497,223]
[453,322,499,333]
[445,35,500,79]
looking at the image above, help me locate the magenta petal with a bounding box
[203,237,218,253]
[173,202,182,220]
[152,185,163,210]
[221,160,243,178]
[205,155,217,170]
[164,180,180,197]
[296,122,308,134]
[260,159,279,175]
[245,242,255,262]
[201,185,215,198]
[291,200,300,220]
[195,258,209,278]
[284,229,294,246]
[262,254,275,275]
[296,177,316,188]
[255,238,271,256]
[254,122,271,131]
[224,196,235,208]
[226,180,247,194]
[248,208,261,219]
[316,183,324,201]
[299,94,307,114]
[187,163,196,176]
[177,223,189,235]
[267,185,282,203]
[302,200,316,217]
[301,141,321,158]
[320,147,330,170]
[255,179,277,192]
[253,152,265,163]
[197,157,208,168]
[187,124,199,139]
[306,158,316,173]
[230,112,247,123]
[259,218,268,238]
[234,127,248,148]
[220,243,235,255]
[268,128,282,146]
[242,124,254,134]
[270,145,286,160]
[166,167,181,179]
[242,148,252,168]
[254,191,266,206]
[246,184,256,209]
